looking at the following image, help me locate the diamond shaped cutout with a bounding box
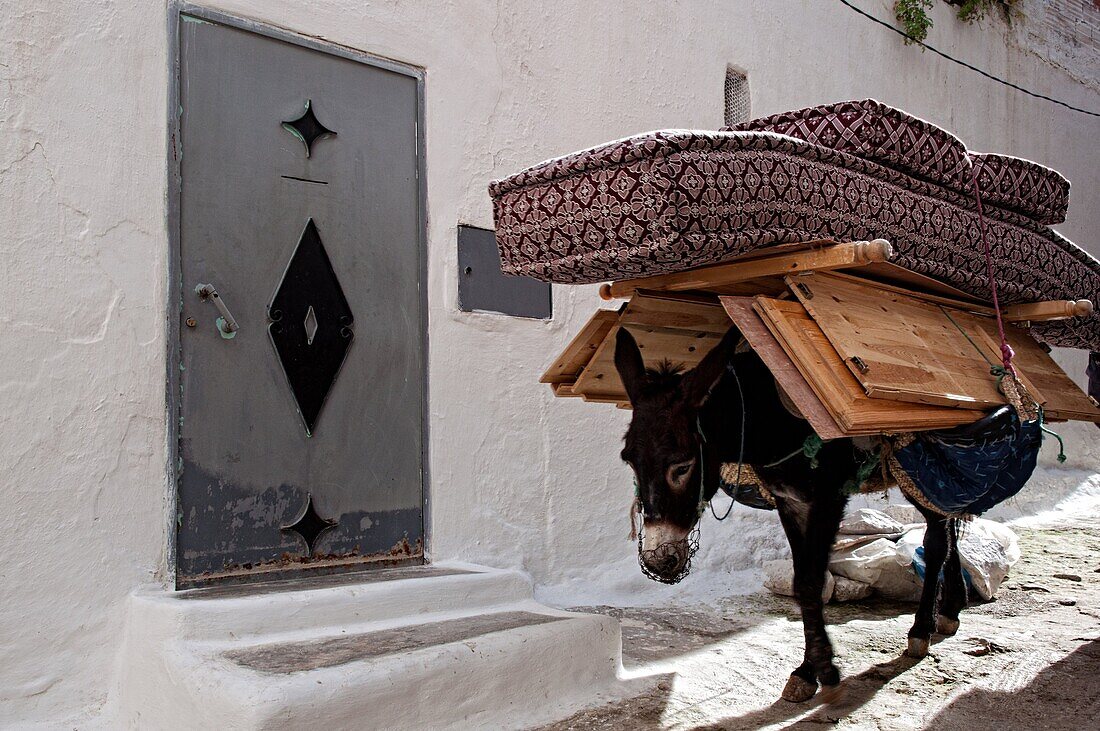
[281,99,337,158]
[304,305,319,346]
[268,219,354,436]
[281,493,337,556]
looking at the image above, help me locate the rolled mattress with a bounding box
[490,125,1100,351]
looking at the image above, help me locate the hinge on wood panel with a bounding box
[850,356,869,373]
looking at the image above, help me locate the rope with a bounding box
[708,364,745,521]
[967,166,1016,377]
[758,434,824,469]
[1040,415,1068,464]
[938,304,1009,381]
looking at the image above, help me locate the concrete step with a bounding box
[130,561,533,641]
[116,564,623,730]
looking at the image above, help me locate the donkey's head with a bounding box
[615,325,742,583]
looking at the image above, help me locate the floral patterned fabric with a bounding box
[725,99,1069,225]
[489,130,1099,349]
[970,152,1070,226]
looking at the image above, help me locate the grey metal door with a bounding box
[173,13,426,585]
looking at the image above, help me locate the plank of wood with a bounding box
[785,272,1100,424]
[540,309,620,384]
[553,382,581,397]
[720,297,846,440]
[704,276,791,298]
[753,297,978,433]
[572,324,724,399]
[1002,299,1094,323]
[855,261,988,305]
[571,293,729,401]
[970,323,1100,422]
[787,273,1010,410]
[617,290,730,333]
[828,271,995,315]
[601,240,893,300]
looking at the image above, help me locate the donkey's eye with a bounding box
[666,459,696,489]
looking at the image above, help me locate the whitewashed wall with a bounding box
[1,0,1097,724]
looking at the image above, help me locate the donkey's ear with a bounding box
[684,326,741,408]
[614,326,646,405]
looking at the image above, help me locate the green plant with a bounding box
[895,0,935,43]
[894,0,1018,44]
[952,0,1014,23]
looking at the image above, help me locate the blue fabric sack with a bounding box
[891,406,1041,516]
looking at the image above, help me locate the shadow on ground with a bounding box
[577,592,919,667]
[697,653,924,730]
[928,639,1100,730]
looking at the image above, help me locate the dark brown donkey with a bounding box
[615,325,966,703]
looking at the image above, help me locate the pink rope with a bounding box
[968,162,1017,377]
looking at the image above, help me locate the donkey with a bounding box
[615,325,966,703]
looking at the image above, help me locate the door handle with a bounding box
[195,283,240,338]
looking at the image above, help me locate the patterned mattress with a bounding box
[489,100,1099,350]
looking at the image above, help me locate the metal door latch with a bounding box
[195,283,239,338]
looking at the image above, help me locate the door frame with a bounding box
[166,3,431,588]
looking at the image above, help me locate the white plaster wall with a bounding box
[1,0,1097,725]
[0,1,171,725]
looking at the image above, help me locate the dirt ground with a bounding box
[539,511,1100,730]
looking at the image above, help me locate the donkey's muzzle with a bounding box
[639,539,691,584]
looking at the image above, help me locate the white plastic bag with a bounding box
[882,503,925,526]
[829,537,898,584]
[958,519,1021,600]
[838,508,904,536]
[763,559,835,602]
[832,536,923,601]
[832,575,874,602]
[895,519,1020,600]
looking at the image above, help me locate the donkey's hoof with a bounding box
[818,682,846,705]
[906,637,930,658]
[936,616,960,636]
[781,674,818,703]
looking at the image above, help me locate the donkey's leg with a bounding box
[794,491,847,701]
[907,512,950,658]
[775,501,818,703]
[936,518,966,636]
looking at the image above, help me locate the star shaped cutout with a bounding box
[281,493,337,556]
[281,99,337,158]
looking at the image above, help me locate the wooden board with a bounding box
[720,297,846,440]
[603,240,892,299]
[786,273,1100,423]
[540,309,619,385]
[570,292,729,402]
[617,290,730,332]
[971,323,1100,422]
[753,297,978,433]
[787,273,1012,410]
[855,261,987,305]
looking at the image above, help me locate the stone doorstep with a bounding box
[117,563,625,730]
[130,561,536,642]
[223,609,569,674]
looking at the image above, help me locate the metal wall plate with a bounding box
[457,225,551,319]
